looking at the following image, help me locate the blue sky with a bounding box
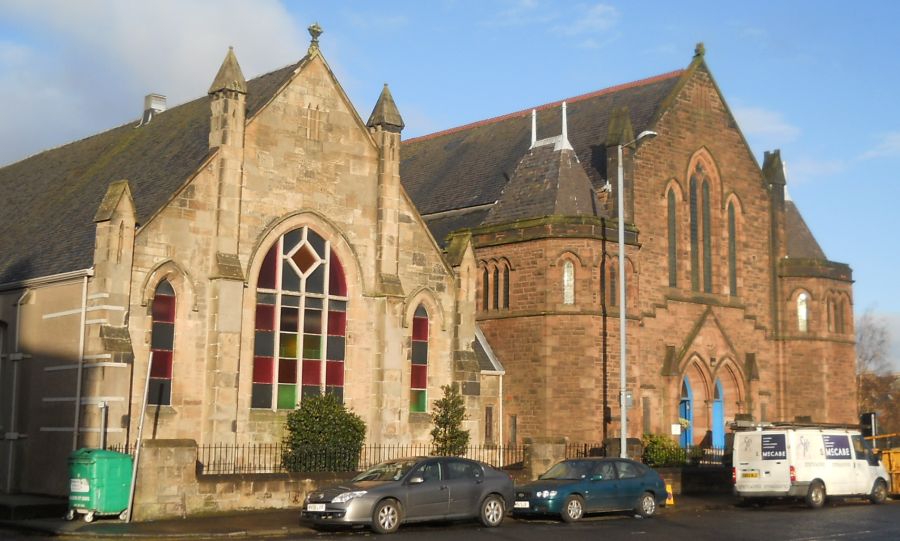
[1,0,898,368]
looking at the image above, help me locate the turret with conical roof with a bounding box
[367,84,405,133]
[208,47,247,150]
[208,46,247,95]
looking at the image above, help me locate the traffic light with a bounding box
[860,412,877,438]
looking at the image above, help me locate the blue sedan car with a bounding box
[513,458,667,522]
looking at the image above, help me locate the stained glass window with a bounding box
[410,305,429,412]
[149,280,175,406]
[251,227,348,409]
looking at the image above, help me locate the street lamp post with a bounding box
[617,130,657,459]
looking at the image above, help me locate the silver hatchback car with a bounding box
[301,456,515,534]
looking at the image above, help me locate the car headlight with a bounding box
[332,491,367,504]
[538,490,557,498]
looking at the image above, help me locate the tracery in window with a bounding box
[251,226,348,409]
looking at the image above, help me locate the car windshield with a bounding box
[540,460,592,480]
[352,460,419,482]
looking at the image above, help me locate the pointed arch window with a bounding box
[251,226,348,410]
[689,175,700,291]
[482,268,489,311]
[667,189,677,287]
[727,201,737,296]
[609,263,617,307]
[562,260,575,305]
[702,180,712,293]
[502,265,510,309]
[150,280,176,406]
[797,292,809,333]
[492,267,500,310]
[410,305,429,413]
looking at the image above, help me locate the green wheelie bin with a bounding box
[67,448,133,522]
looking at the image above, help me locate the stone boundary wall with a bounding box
[132,439,345,521]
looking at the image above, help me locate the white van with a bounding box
[732,425,890,508]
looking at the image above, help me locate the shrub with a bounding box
[642,433,687,467]
[430,385,470,456]
[282,393,366,472]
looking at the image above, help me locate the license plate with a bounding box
[742,472,759,478]
[514,501,530,509]
[307,503,326,512]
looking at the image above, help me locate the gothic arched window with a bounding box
[150,280,176,406]
[727,201,737,296]
[667,188,677,287]
[482,267,489,311]
[797,292,809,333]
[562,260,575,305]
[502,265,510,309]
[251,226,348,409]
[689,175,700,291]
[702,180,712,293]
[410,305,429,413]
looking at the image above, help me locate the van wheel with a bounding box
[869,480,887,505]
[372,499,401,534]
[560,495,584,522]
[805,480,825,509]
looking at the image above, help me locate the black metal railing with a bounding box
[565,442,606,459]
[642,444,728,467]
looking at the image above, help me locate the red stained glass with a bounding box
[292,244,317,274]
[252,357,274,384]
[150,350,173,379]
[329,250,346,296]
[411,364,427,389]
[258,245,278,289]
[152,294,175,323]
[278,359,297,383]
[255,304,275,331]
[412,316,428,341]
[327,310,346,336]
[325,360,344,386]
[302,360,321,385]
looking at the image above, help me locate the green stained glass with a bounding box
[410,390,427,413]
[277,384,296,410]
[303,334,321,359]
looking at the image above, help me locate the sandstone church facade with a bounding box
[0,30,855,496]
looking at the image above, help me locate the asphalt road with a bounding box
[302,499,900,541]
[1,499,897,540]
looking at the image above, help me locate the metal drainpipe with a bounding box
[6,289,30,493]
[72,274,89,450]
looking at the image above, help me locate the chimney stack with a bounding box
[140,93,166,125]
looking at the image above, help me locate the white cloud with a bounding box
[732,105,801,142]
[861,132,900,160]
[782,157,847,185]
[0,0,307,165]
[555,3,618,36]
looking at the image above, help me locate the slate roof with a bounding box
[482,143,596,226]
[399,71,684,236]
[785,200,827,260]
[0,60,301,285]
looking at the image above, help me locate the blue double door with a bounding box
[679,378,724,448]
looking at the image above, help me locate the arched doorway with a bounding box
[712,379,725,448]
[679,377,693,448]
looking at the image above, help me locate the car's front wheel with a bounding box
[479,494,505,527]
[560,495,584,523]
[635,491,657,518]
[372,499,401,534]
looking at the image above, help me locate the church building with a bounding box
[0,28,855,497]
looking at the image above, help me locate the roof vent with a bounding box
[139,93,167,126]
